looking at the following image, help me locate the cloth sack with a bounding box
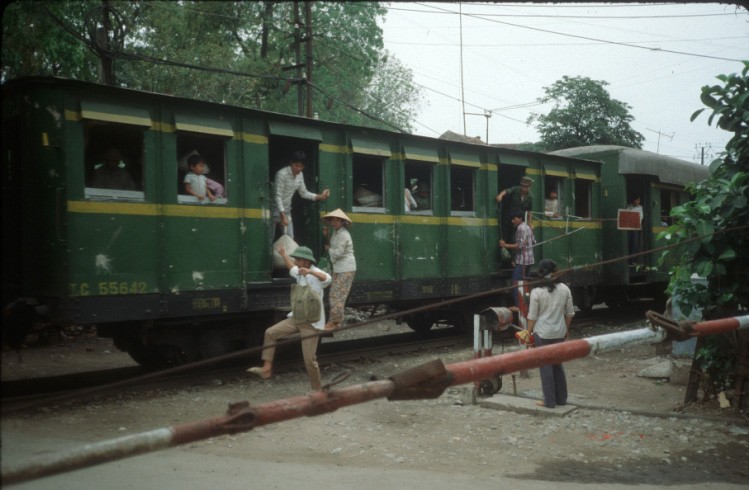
[290,281,321,324]
[273,234,299,269]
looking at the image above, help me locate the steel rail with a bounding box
[3,314,747,486]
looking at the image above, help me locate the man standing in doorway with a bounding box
[500,210,536,307]
[273,150,330,240]
[496,176,534,242]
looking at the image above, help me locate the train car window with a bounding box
[449,166,475,215]
[404,162,433,215]
[84,121,145,202]
[176,131,228,205]
[660,188,681,226]
[352,154,386,213]
[574,179,592,218]
[543,176,564,219]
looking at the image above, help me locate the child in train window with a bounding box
[545,190,560,218]
[184,154,216,202]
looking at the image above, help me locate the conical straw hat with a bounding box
[322,208,352,225]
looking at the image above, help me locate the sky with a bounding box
[379,2,748,163]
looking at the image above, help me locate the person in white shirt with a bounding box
[404,187,418,212]
[183,154,216,201]
[626,194,644,264]
[247,246,332,390]
[273,151,329,239]
[544,190,560,218]
[322,209,356,331]
[526,259,575,408]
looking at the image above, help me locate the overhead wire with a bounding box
[408,2,745,62]
[392,5,742,19]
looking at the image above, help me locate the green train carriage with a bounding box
[524,154,603,311]
[3,77,604,367]
[551,145,709,309]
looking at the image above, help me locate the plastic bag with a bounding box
[317,252,332,274]
[273,234,298,270]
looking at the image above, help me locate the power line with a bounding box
[385,35,749,48]
[393,5,742,19]
[407,3,746,62]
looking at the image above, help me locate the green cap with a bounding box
[290,246,316,264]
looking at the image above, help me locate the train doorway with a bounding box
[268,136,322,255]
[497,165,527,245]
[624,176,648,267]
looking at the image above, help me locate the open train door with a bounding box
[267,120,324,274]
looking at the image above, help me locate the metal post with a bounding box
[473,313,480,397]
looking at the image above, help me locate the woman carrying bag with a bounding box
[321,209,356,332]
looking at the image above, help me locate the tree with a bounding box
[1,1,97,82]
[1,1,421,132]
[528,76,644,152]
[661,62,749,398]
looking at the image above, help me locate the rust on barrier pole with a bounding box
[3,314,748,486]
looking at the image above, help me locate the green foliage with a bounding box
[516,141,548,153]
[660,61,749,320]
[528,76,644,151]
[695,336,738,394]
[1,1,97,81]
[1,1,421,131]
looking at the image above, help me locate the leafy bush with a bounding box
[660,61,749,319]
[660,61,748,398]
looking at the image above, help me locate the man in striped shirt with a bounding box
[499,209,536,306]
[273,150,329,240]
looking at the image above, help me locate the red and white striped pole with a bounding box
[4,315,747,486]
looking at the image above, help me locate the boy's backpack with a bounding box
[290,280,321,324]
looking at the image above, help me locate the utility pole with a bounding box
[293,1,304,116]
[87,0,124,85]
[465,110,492,144]
[99,1,114,84]
[646,128,673,155]
[305,1,314,118]
[694,143,714,165]
[459,3,467,136]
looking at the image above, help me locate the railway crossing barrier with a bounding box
[3,313,748,486]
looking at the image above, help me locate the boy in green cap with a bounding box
[247,246,332,390]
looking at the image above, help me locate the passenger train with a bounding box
[1,77,709,367]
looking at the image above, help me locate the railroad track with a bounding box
[0,305,652,414]
[0,327,466,414]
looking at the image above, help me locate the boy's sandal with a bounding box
[246,367,271,379]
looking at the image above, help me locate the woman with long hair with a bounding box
[526,259,575,408]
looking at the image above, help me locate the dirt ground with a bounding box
[2,317,748,489]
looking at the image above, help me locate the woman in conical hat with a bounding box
[321,209,356,331]
[322,208,352,225]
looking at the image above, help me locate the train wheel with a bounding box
[604,299,626,311]
[574,286,597,313]
[199,330,233,359]
[405,315,434,333]
[116,336,186,370]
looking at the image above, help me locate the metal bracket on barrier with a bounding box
[220,401,257,433]
[479,307,514,332]
[387,359,453,401]
[645,310,697,342]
